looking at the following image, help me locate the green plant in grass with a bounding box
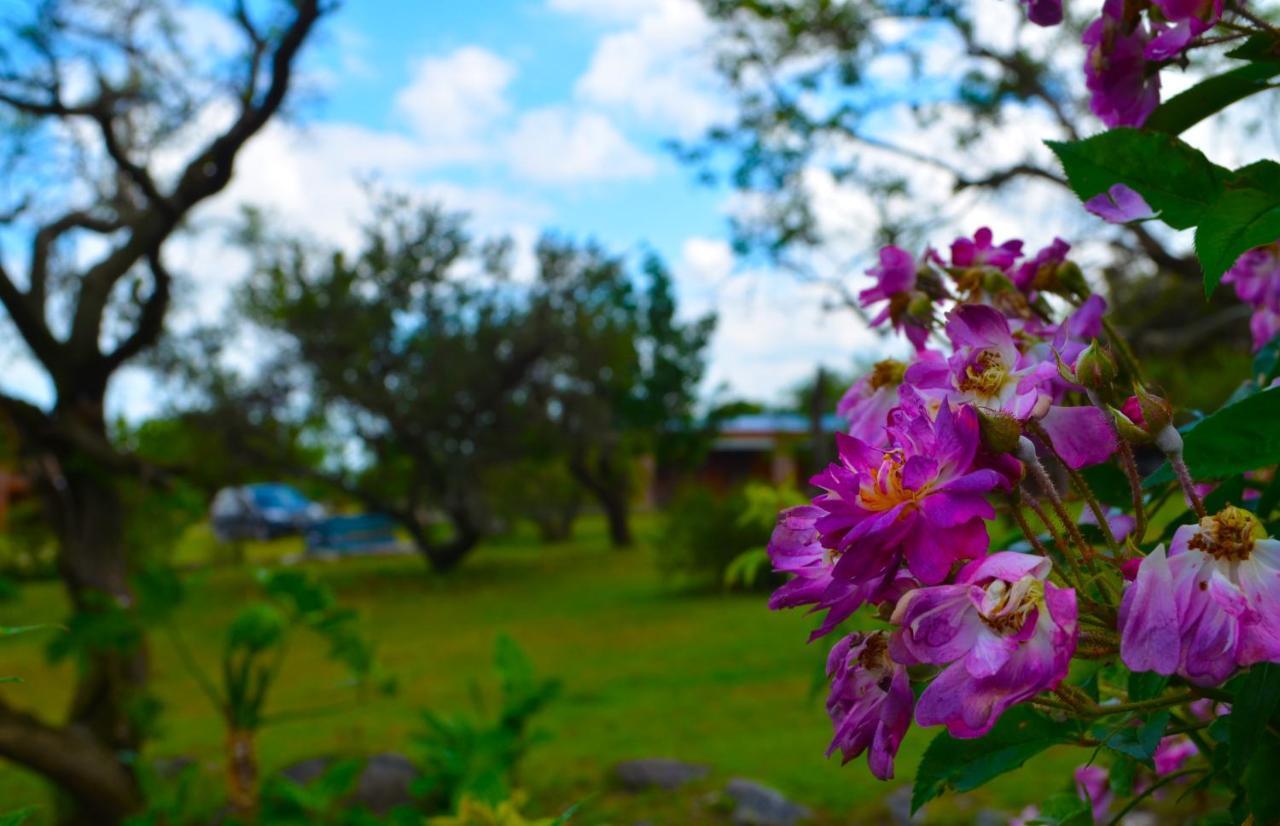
[412,636,559,815]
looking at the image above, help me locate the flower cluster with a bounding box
[1224,242,1280,351]
[766,227,1280,788]
[1021,0,1234,127]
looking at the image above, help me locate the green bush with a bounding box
[656,482,804,588]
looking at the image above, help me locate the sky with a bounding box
[12,0,1256,420]
[73,0,897,419]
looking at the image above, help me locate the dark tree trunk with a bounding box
[568,448,633,549]
[406,507,482,573]
[12,405,147,825]
[599,487,632,548]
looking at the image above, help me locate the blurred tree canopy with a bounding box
[686,0,1253,355]
[0,1,328,821]
[168,195,714,568]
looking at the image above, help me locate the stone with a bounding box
[613,758,710,791]
[724,778,812,826]
[885,785,924,826]
[355,753,418,815]
[277,753,419,814]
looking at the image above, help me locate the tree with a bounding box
[0,2,327,821]
[529,242,715,548]
[198,198,560,572]
[686,0,1244,348]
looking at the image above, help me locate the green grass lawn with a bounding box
[0,514,1079,824]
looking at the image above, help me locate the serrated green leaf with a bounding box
[1149,387,1280,482]
[911,707,1076,813]
[1146,62,1280,136]
[1047,129,1225,230]
[1194,178,1280,296]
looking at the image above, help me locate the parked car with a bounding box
[210,483,326,542]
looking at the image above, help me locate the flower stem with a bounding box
[1116,440,1147,547]
[1103,317,1144,384]
[1019,437,1097,570]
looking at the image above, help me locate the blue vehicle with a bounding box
[210,483,326,542]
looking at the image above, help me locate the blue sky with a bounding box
[5,0,904,417]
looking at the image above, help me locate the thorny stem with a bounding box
[1170,451,1207,519]
[1116,440,1148,546]
[1019,437,1098,571]
[1018,489,1085,592]
[1027,421,1121,555]
[1237,5,1280,35]
[1007,493,1053,559]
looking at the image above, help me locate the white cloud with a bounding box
[395,46,515,149]
[570,0,728,138]
[672,235,901,404]
[504,106,657,183]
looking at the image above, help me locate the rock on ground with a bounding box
[724,778,813,826]
[613,758,711,791]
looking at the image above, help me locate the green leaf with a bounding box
[1254,333,1280,386]
[1159,387,1280,481]
[1194,172,1280,296]
[1146,62,1280,136]
[1226,34,1280,62]
[1244,733,1280,821]
[1081,463,1131,508]
[1127,671,1169,702]
[1030,792,1093,825]
[0,808,35,826]
[911,707,1075,813]
[1104,711,1170,766]
[1230,664,1280,779]
[1047,129,1225,230]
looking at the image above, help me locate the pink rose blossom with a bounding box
[1120,507,1280,685]
[824,631,914,779]
[890,552,1078,738]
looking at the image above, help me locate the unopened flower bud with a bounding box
[1074,340,1118,390]
[906,291,933,322]
[977,408,1023,454]
[1110,405,1151,444]
[1134,384,1174,435]
[1054,260,1089,299]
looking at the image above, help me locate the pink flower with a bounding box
[1021,0,1063,25]
[824,631,914,779]
[890,552,1078,738]
[806,403,1007,616]
[837,359,910,447]
[1083,0,1161,127]
[1014,238,1071,293]
[861,246,930,350]
[1224,242,1280,350]
[1120,507,1280,686]
[951,227,1024,273]
[1085,184,1158,224]
[905,303,1117,468]
[906,304,1048,419]
[1075,765,1113,822]
[1146,0,1224,60]
[766,505,889,638]
[1154,735,1198,776]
